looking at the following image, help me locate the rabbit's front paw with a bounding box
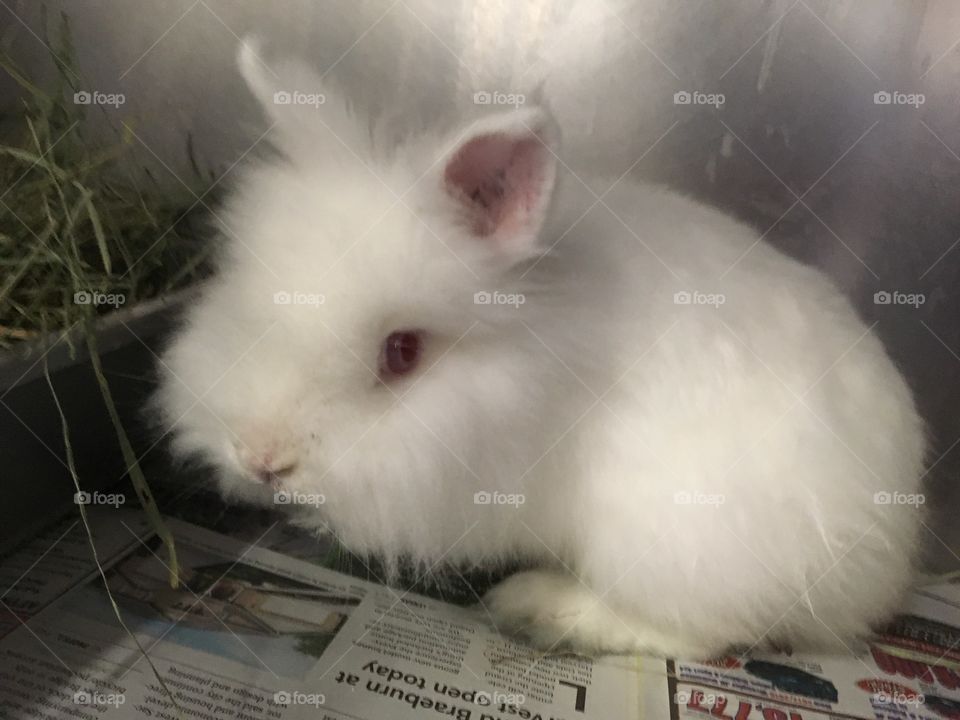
[483,570,720,659]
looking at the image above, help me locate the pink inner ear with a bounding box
[444,133,547,239]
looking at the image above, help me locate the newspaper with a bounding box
[662,579,960,720]
[0,510,957,720]
[0,507,152,639]
[0,517,669,719]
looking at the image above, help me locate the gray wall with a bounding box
[3,0,958,564]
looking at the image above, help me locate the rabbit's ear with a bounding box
[237,38,367,163]
[441,108,559,263]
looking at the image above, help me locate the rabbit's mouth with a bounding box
[262,467,296,487]
[230,436,303,488]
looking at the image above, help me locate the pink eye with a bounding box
[381,331,422,378]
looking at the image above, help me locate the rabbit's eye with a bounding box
[380,331,422,378]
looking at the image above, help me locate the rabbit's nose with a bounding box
[234,441,300,484]
[251,460,299,485]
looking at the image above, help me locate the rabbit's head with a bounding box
[154,43,564,554]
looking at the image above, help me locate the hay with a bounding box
[0,10,210,348]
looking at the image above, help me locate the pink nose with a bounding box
[234,442,300,484]
[249,460,299,485]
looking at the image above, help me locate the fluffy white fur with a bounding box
[154,43,927,659]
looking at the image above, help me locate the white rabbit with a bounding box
[154,43,927,659]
